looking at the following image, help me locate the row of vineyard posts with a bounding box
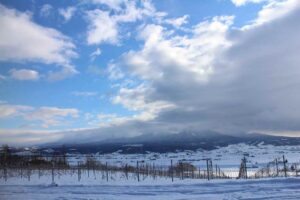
[1,145,299,182]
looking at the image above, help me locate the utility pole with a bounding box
[238,157,247,179]
[283,155,287,178]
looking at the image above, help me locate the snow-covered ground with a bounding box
[68,143,300,165]
[1,143,300,199]
[66,143,300,177]
[1,174,300,200]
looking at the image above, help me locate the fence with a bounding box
[0,154,299,183]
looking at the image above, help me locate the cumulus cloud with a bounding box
[86,9,119,45]
[9,69,40,81]
[112,84,175,119]
[243,0,300,28]
[0,4,76,65]
[2,0,300,144]
[121,16,233,81]
[86,0,163,45]
[88,1,300,139]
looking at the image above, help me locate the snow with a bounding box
[1,143,300,199]
[66,143,300,178]
[1,173,300,200]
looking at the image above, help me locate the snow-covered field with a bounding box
[1,175,300,200]
[1,143,300,200]
[68,143,300,165]
[67,143,300,177]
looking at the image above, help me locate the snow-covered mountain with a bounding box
[48,131,300,154]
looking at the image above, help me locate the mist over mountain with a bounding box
[48,131,300,154]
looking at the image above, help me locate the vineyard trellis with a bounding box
[0,153,299,183]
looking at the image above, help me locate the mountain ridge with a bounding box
[47,131,300,154]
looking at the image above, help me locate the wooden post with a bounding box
[21,166,23,179]
[283,155,287,177]
[51,162,55,184]
[106,162,108,182]
[28,165,31,181]
[125,164,128,180]
[171,160,173,182]
[181,162,184,180]
[192,167,194,179]
[210,160,213,179]
[136,161,140,182]
[4,164,7,182]
[77,161,81,182]
[275,158,279,176]
[87,162,90,178]
[206,159,210,181]
[244,157,247,179]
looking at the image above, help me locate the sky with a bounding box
[0,0,300,145]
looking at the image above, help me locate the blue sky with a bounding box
[1,0,300,145]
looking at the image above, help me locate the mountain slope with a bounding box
[48,131,300,154]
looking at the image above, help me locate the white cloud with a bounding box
[165,15,189,28]
[40,4,53,17]
[3,0,300,144]
[121,16,233,81]
[102,16,234,133]
[86,0,162,45]
[112,84,175,121]
[96,3,300,138]
[90,48,102,61]
[0,4,76,65]
[24,107,79,128]
[59,6,76,22]
[0,129,62,145]
[243,0,300,28]
[9,68,39,81]
[231,0,267,6]
[86,10,119,45]
[0,103,79,128]
[0,104,33,118]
